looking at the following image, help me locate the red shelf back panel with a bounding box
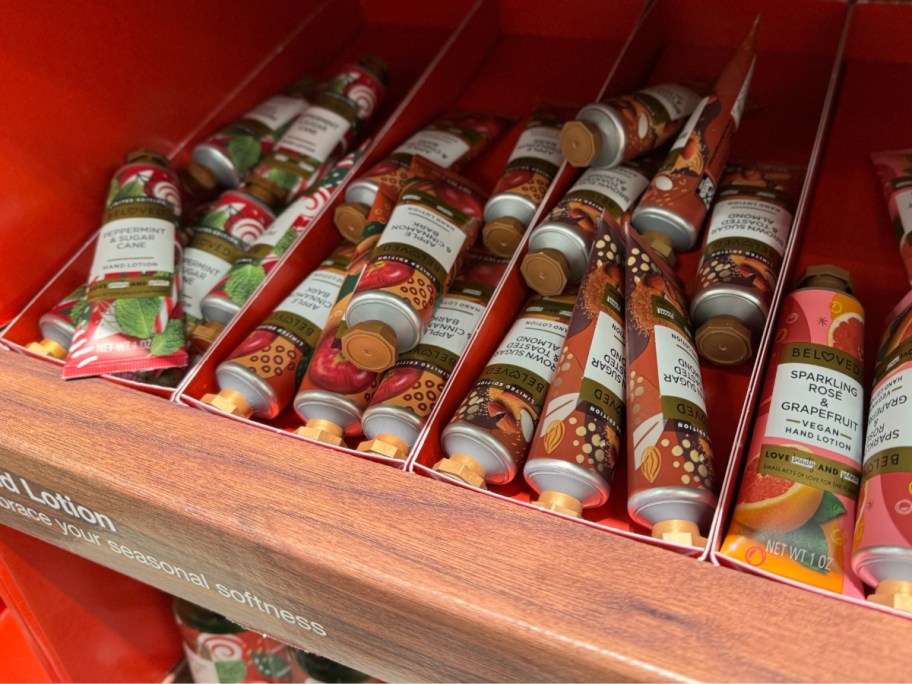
[0,525,182,682]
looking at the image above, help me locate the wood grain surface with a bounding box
[0,352,908,682]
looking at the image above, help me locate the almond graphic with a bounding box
[642,445,661,483]
[543,419,565,454]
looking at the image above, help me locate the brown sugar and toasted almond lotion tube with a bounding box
[357,248,509,460]
[625,228,718,547]
[481,104,576,257]
[559,82,701,169]
[631,18,758,251]
[852,290,912,612]
[26,285,88,359]
[290,185,399,445]
[336,111,512,242]
[520,154,659,297]
[690,162,803,365]
[722,266,864,594]
[523,213,626,518]
[201,243,353,420]
[434,290,576,489]
[341,160,486,374]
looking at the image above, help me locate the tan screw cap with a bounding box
[559,120,602,167]
[179,162,218,198]
[357,433,410,460]
[126,148,170,167]
[868,580,912,613]
[26,339,68,360]
[243,176,285,210]
[695,315,753,366]
[334,203,370,243]
[652,519,707,548]
[342,321,398,373]
[533,491,584,518]
[521,248,570,296]
[432,453,487,489]
[482,216,525,257]
[295,418,344,446]
[641,230,677,267]
[189,321,226,354]
[797,264,855,294]
[202,389,253,419]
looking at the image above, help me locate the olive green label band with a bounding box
[524,297,575,321]
[504,156,558,177]
[661,396,710,437]
[318,91,358,124]
[876,336,912,385]
[603,281,623,318]
[862,447,912,481]
[87,276,171,302]
[399,343,459,378]
[104,199,176,224]
[189,225,245,263]
[478,364,548,407]
[262,311,320,350]
[758,445,860,499]
[635,93,671,124]
[651,294,691,337]
[704,236,781,266]
[580,377,623,429]
[779,342,863,384]
[372,241,448,294]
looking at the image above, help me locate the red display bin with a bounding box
[0,526,181,682]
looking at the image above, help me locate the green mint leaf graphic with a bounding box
[68,297,91,327]
[201,208,229,230]
[105,177,121,206]
[228,135,262,173]
[783,521,830,575]
[214,659,247,684]
[266,168,300,192]
[273,228,297,258]
[115,297,161,339]
[813,491,846,523]
[251,652,291,679]
[150,319,185,356]
[113,178,147,203]
[225,264,265,306]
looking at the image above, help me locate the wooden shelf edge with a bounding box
[0,352,908,682]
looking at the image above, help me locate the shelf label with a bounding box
[0,468,328,637]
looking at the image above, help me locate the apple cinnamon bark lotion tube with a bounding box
[520,154,658,297]
[434,290,576,489]
[625,228,718,547]
[202,243,353,420]
[335,111,512,242]
[291,186,400,445]
[523,214,626,518]
[631,18,758,251]
[559,82,701,169]
[341,161,486,374]
[482,104,575,257]
[192,147,365,351]
[722,266,865,594]
[690,163,802,366]
[852,290,912,612]
[358,248,509,460]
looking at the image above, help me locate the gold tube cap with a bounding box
[432,453,487,489]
